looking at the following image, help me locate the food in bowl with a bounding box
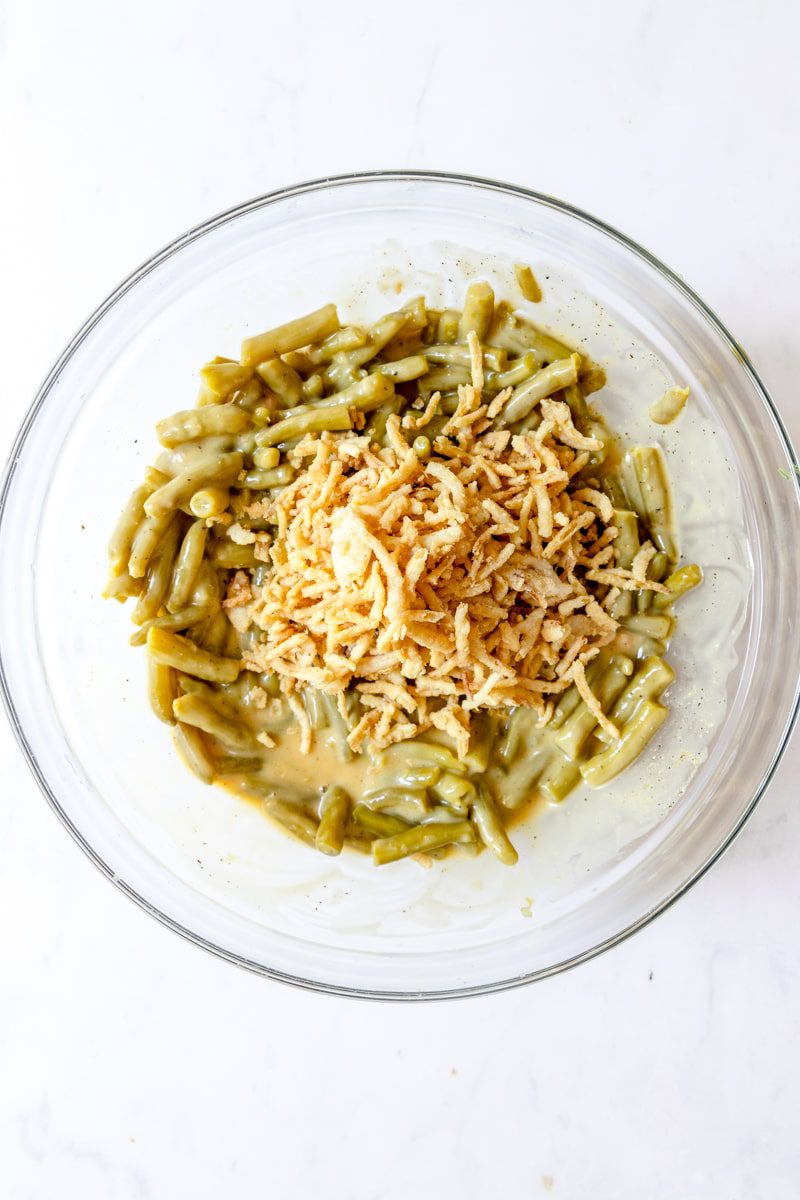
[105,280,701,867]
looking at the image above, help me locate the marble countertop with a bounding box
[2,1,799,1196]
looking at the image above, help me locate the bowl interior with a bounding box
[2,175,798,996]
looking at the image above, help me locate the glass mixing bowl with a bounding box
[1,172,798,999]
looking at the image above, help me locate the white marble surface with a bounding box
[2,1,800,1195]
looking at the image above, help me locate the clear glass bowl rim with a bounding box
[1,169,799,1001]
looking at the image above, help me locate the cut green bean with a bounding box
[132,520,181,624]
[256,357,305,407]
[373,820,475,865]
[147,627,240,683]
[242,464,296,489]
[200,360,253,397]
[251,446,281,470]
[315,786,351,856]
[108,484,151,576]
[166,520,208,613]
[471,785,518,864]
[368,354,429,382]
[147,659,178,725]
[352,805,409,839]
[652,563,703,609]
[458,281,494,340]
[156,405,250,447]
[188,486,230,519]
[629,446,677,559]
[172,693,254,752]
[514,263,543,303]
[130,604,212,646]
[174,722,215,783]
[581,701,668,787]
[241,304,341,367]
[263,797,320,847]
[500,355,581,426]
[144,453,244,519]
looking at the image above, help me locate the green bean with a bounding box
[622,612,674,640]
[581,701,668,787]
[538,752,582,803]
[130,604,212,646]
[554,654,633,760]
[484,351,538,397]
[500,355,581,426]
[147,659,178,725]
[458,281,494,340]
[200,360,253,397]
[208,541,260,569]
[372,820,475,865]
[652,563,703,610]
[363,396,403,446]
[188,486,230,519]
[348,312,410,367]
[352,805,410,839]
[256,357,304,407]
[373,760,440,790]
[198,610,231,655]
[306,326,368,364]
[156,405,250,448]
[489,304,573,363]
[173,721,215,783]
[381,741,466,774]
[613,629,667,660]
[316,692,354,761]
[601,472,628,510]
[412,435,431,461]
[430,773,476,814]
[165,520,208,613]
[241,304,341,367]
[462,712,495,773]
[596,655,675,742]
[498,745,554,809]
[189,561,221,611]
[361,787,430,815]
[195,379,219,408]
[315,786,351,856]
[302,373,325,400]
[254,403,353,446]
[132,520,181,624]
[234,376,264,411]
[144,453,244,519]
[563,381,590,425]
[103,572,144,601]
[418,365,471,397]
[147,627,240,683]
[636,550,670,612]
[437,310,461,342]
[252,446,281,470]
[514,263,543,303]
[172,693,254,752]
[629,446,677,559]
[610,509,640,620]
[368,354,429,382]
[212,755,264,778]
[423,344,507,371]
[242,464,295,489]
[176,673,242,719]
[263,797,320,847]
[471,785,518,865]
[108,484,151,576]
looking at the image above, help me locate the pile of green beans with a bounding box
[106,283,702,867]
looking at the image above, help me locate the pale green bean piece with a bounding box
[361,787,430,815]
[156,405,250,448]
[430,773,476,814]
[189,486,230,519]
[636,550,670,612]
[147,627,240,683]
[176,673,242,720]
[263,797,320,847]
[554,655,633,759]
[498,745,553,809]
[381,741,466,774]
[630,446,677,559]
[489,304,573,363]
[212,755,264,778]
[251,446,281,470]
[200,360,253,397]
[172,693,254,752]
[198,610,230,655]
[256,357,304,407]
[372,762,440,790]
[352,805,409,839]
[166,520,208,613]
[622,612,674,640]
[241,304,341,367]
[129,604,212,646]
[458,281,494,340]
[368,355,429,382]
[108,484,151,576]
[423,344,507,371]
[144,453,243,519]
[255,404,353,446]
[373,820,475,865]
[129,509,175,578]
[132,520,181,624]
[234,376,264,411]
[610,509,640,620]
[649,386,689,425]
[418,365,471,396]
[437,310,461,342]
[305,326,368,364]
[581,701,668,787]
[613,629,667,660]
[147,659,178,725]
[174,721,215,783]
[316,692,354,761]
[103,572,144,602]
[471,785,518,865]
[652,563,703,610]
[302,373,325,400]
[412,435,431,460]
[208,541,260,569]
[538,752,582,803]
[514,263,543,303]
[316,786,351,856]
[242,464,295,489]
[500,355,581,426]
[598,656,675,740]
[484,351,538,396]
[363,395,403,446]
